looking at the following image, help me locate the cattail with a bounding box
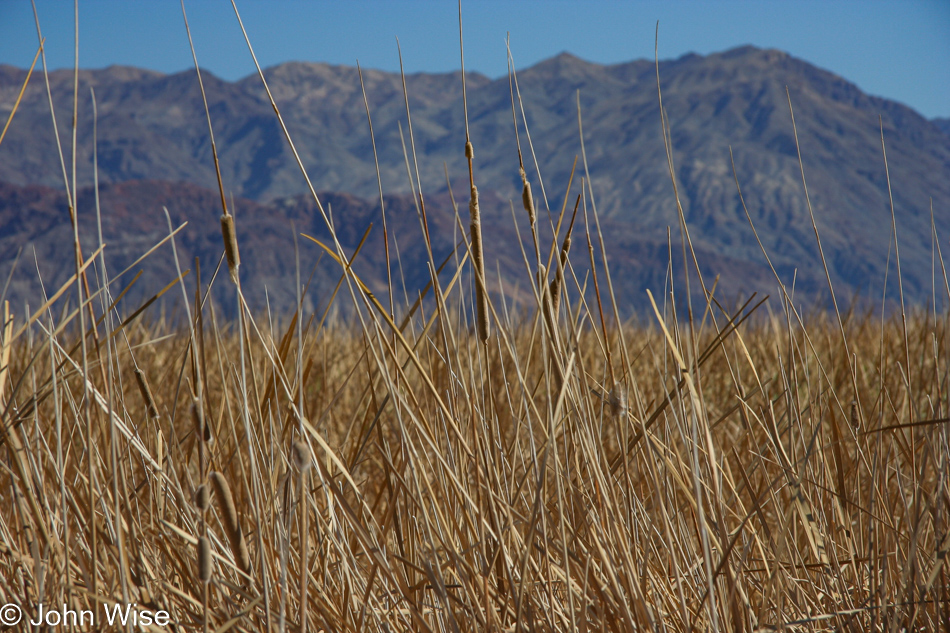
[134,368,159,419]
[537,263,565,389]
[538,263,551,326]
[465,140,474,160]
[198,536,212,583]
[551,200,578,318]
[791,479,829,565]
[294,436,312,633]
[608,381,627,419]
[469,183,490,342]
[537,264,548,297]
[291,440,312,472]
[549,243,569,317]
[209,471,251,576]
[220,211,240,285]
[538,263,553,326]
[521,172,536,227]
[191,396,212,443]
[539,264,561,350]
[195,484,210,512]
[850,399,859,429]
[156,430,165,517]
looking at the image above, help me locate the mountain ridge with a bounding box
[0,177,792,318]
[1,46,948,314]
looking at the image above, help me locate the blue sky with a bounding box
[1,0,948,119]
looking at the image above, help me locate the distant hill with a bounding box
[2,46,949,314]
[0,180,433,318]
[0,178,785,320]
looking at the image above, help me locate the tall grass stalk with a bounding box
[1,6,948,632]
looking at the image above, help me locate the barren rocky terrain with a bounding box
[2,46,949,313]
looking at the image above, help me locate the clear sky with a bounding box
[1,0,948,119]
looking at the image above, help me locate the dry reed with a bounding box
[133,366,160,419]
[291,440,312,472]
[220,211,241,285]
[195,484,210,512]
[198,536,212,583]
[209,470,251,577]
[466,142,490,343]
[0,7,946,632]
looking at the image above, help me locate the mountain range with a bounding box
[2,46,949,317]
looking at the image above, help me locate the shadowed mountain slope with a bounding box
[2,46,949,313]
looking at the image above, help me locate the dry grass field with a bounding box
[1,4,948,632]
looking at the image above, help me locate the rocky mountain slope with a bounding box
[0,178,785,321]
[2,46,949,315]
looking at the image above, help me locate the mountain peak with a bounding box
[719,44,786,59]
[551,51,585,63]
[1,46,948,311]
[535,51,595,71]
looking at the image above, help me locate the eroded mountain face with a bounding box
[2,46,948,314]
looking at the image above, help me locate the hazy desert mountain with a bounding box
[934,118,950,136]
[0,178,783,321]
[0,179,440,318]
[2,46,949,314]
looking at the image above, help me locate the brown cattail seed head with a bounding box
[549,278,562,316]
[608,381,627,419]
[537,264,548,289]
[220,212,240,285]
[198,536,212,583]
[209,471,251,575]
[191,397,211,443]
[522,180,536,226]
[850,399,859,428]
[464,141,474,159]
[469,185,479,220]
[134,368,159,419]
[195,484,211,512]
[155,431,165,516]
[551,246,569,315]
[469,184,490,343]
[292,440,312,472]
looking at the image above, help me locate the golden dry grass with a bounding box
[1,290,949,632]
[1,4,949,632]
